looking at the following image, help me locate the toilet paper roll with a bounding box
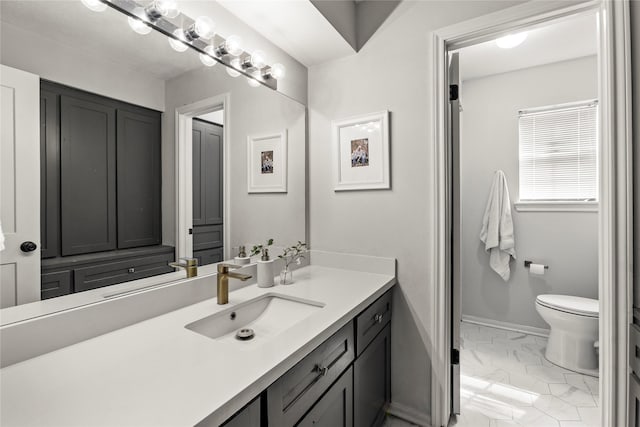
[529,263,546,275]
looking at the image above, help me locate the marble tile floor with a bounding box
[450,322,600,427]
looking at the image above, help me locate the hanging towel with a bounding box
[479,170,516,281]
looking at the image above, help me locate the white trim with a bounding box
[430,1,632,426]
[461,315,550,338]
[246,130,288,193]
[514,201,598,212]
[387,402,431,427]
[175,93,232,260]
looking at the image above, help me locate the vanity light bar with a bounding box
[97,0,279,90]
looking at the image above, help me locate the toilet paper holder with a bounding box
[524,260,549,270]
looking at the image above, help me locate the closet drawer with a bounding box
[356,290,392,356]
[41,270,72,300]
[194,248,224,266]
[267,321,355,427]
[193,225,223,251]
[74,253,174,292]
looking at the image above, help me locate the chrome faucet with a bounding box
[169,258,198,278]
[217,263,252,305]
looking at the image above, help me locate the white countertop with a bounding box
[0,265,395,426]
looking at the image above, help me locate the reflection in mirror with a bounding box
[0,1,306,317]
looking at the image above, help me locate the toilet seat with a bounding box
[536,294,599,318]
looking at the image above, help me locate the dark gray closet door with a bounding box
[193,119,223,226]
[116,109,161,248]
[60,95,116,256]
[40,89,60,259]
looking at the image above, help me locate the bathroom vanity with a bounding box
[0,254,395,427]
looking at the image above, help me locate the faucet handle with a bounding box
[180,257,198,267]
[217,263,244,273]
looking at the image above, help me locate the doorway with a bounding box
[429,1,633,426]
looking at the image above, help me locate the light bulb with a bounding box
[81,0,107,12]
[270,63,286,79]
[226,58,242,78]
[249,50,267,69]
[128,8,152,35]
[189,16,215,40]
[199,45,218,67]
[155,0,179,18]
[168,29,189,52]
[225,35,243,56]
[496,32,527,49]
[247,71,261,87]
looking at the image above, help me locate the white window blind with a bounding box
[518,100,598,201]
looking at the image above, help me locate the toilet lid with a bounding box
[536,294,599,317]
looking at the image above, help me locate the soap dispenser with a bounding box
[234,245,251,265]
[257,248,274,288]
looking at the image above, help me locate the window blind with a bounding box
[518,101,598,201]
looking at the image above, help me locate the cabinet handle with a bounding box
[314,364,329,377]
[128,268,135,274]
[374,313,384,324]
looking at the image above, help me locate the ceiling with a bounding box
[458,13,598,81]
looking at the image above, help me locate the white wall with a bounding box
[164,66,306,252]
[632,0,640,311]
[0,22,165,111]
[307,0,522,419]
[459,56,599,330]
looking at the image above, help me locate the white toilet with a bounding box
[535,294,599,374]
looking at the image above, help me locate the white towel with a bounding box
[479,170,516,281]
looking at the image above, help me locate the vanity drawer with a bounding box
[193,224,223,251]
[267,321,355,427]
[74,253,174,292]
[41,270,73,300]
[194,248,224,266]
[356,289,392,356]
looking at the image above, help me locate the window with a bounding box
[518,100,598,203]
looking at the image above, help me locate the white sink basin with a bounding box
[185,293,325,345]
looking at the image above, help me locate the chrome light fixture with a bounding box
[81,0,107,12]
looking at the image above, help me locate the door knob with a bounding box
[20,241,37,252]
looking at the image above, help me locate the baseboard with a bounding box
[387,401,431,426]
[462,314,549,338]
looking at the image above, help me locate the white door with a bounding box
[0,65,41,308]
[449,52,461,415]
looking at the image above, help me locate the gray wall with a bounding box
[164,66,307,252]
[307,0,521,419]
[459,56,599,330]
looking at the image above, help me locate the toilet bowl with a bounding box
[535,294,599,374]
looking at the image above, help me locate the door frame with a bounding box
[175,93,231,261]
[429,1,633,426]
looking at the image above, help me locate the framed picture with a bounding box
[332,110,390,191]
[247,130,287,193]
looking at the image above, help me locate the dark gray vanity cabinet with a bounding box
[192,118,223,265]
[40,81,170,298]
[298,367,354,427]
[60,94,117,256]
[354,325,391,427]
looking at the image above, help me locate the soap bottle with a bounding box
[257,248,274,288]
[234,245,251,265]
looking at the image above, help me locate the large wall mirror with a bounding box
[0,0,306,318]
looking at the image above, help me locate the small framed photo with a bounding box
[247,130,287,193]
[332,111,390,191]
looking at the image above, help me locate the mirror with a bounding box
[0,0,306,316]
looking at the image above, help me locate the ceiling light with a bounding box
[265,63,286,80]
[243,50,267,70]
[496,32,528,49]
[216,35,243,57]
[226,58,242,77]
[168,29,189,52]
[186,16,215,41]
[199,45,218,67]
[145,0,179,20]
[81,0,107,12]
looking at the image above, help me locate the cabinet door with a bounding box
[41,270,72,300]
[193,248,223,266]
[219,396,262,427]
[297,367,353,427]
[60,95,116,255]
[116,109,161,248]
[354,324,391,427]
[193,119,223,226]
[40,89,60,259]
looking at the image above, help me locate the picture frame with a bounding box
[247,130,288,193]
[332,110,390,191]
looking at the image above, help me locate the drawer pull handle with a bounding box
[374,313,384,324]
[128,268,135,274]
[314,364,329,377]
